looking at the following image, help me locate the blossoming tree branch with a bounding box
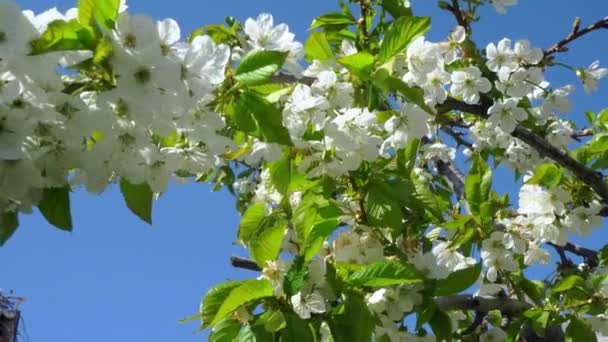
[1,0,608,340]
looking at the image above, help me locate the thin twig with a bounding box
[441,126,474,149]
[544,16,608,58]
[460,310,486,335]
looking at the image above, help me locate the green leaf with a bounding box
[526,163,563,189]
[284,257,308,297]
[599,244,608,266]
[302,218,340,261]
[0,211,19,246]
[293,193,341,243]
[566,316,597,342]
[429,310,452,342]
[348,261,423,287]
[435,264,481,296]
[465,155,492,215]
[235,323,274,342]
[268,151,291,197]
[381,0,413,19]
[119,179,153,225]
[250,219,287,267]
[235,50,289,86]
[328,292,374,342]
[553,275,588,294]
[337,52,375,81]
[212,280,274,325]
[209,318,242,342]
[201,281,243,329]
[416,300,437,330]
[372,69,434,114]
[255,310,286,333]
[190,24,237,45]
[235,92,292,145]
[38,187,73,231]
[30,19,96,54]
[281,313,316,342]
[310,12,355,29]
[238,202,269,245]
[378,16,431,63]
[78,0,120,30]
[304,31,333,62]
[365,186,403,232]
[587,134,608,153]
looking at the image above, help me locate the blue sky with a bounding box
[1,0,607,341]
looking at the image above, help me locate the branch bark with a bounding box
[439,97,608,215]
[544,16,608,58]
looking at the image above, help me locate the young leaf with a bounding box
[30,19,96,54]
[211,279,273,325]
[119,179,153,225]
[235,50,289,86]
[284,256,308,297]
[78,0,121,30]
[281,313,316,342]
[378,16,431,63]
[348,261,423,287]
[429,310,452,342]
[381,0,413,19]
[38,187,73,231]
[465,155,492,215]
[328,292,375,342]
[526,163,563,189]
[209,318,242,342]
[250,219,287,267]
[238,202,268,244]
[372,69,434,114]
[435,264,482,296]
[268,150,291,197]
[337,52,375,80]
[552,275,588,294]
[201,281,242,329]
[235,92,292,145]
[302,218,340,261]
[310,12,355,29]
[304,31,333,62]
[566,316,597,342]
[366,186,403,232]
[0,211,19,246]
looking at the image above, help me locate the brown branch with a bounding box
[434,294,531,315]
[441,126,474,149]
[271,73,314,86]
[230,255,261,271]
[548,242,599,267]
[544,16,608,58]
[439,97,608,215]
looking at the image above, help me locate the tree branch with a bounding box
[547,242,599,267]
[230,255,261,271]
[434,294,531,315]
[439,97,608,215]
[544,16,608,58]
[229,255,533,315]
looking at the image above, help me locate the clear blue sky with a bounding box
[1,1,607,341]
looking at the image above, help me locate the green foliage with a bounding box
[234,92,292,145]
[211,279,274,325]
[304,31,334,62]
[235,50,289,86]
[337,52,375,80]
[200,281,242,329]
[38,187,73,231]
[348,260,423,287]
[328,292,375,342]
[78,0,121,30]
[250,218,287,267]
[380,0,413,19]
[119,179,153,224]
[310,12,356,30]
[209,318,242,342]
[526,163,564,189]
[283,257,308,297]
[302,218,341,261]
[30,19,97,54]
[0,211,19,246]
[566,316,597,342]
[372,69,434,114]
[434,264,482,296]
[429,310,452,342]
[378,16,431,63]
[465,154,492,216]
